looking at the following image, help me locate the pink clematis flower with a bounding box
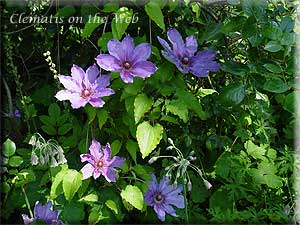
[80,140,125,182]
[55,64,114,109]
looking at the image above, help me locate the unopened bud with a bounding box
[166,146,173,150]
[188,180,192,192]
[148,157,158,164]
[168,138,174,145]
[204,179,212,189]
[29,136,36,145]
[189,151,195,156]
[31,153,39,165]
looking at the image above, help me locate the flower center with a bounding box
[81,88,92,99]
[154,193,164,204]
[96,160,104,168]
[181,57,189,65]
[123,61,132,70]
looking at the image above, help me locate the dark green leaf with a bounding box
[219,82,245,106]
[263,78,288,93]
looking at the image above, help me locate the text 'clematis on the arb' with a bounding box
[55,64,114,109]
[158,28,221,77]
[80,140,125,182]
[95,35,157,83]
[22,201,64,225]
[144,174,185,222]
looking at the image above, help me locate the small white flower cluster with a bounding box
[43,51,58,79]
[29,133,67,167]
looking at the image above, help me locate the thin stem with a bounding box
[85,124,89,152]
[22,186,33,218]
[149,18,152,45]
[183,183,189,224]
[120,176,145,183]
[2,78,13,116]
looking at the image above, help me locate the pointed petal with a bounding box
[158,176,171,191]
[167,28,185,57]
[58,75,81,91]
[95,54,122,72]
[132,43,151,63]
[81,163,94,179]
[102,143,111,161]
[95,74,111,88]
[93,88,115,98]
[86,64,99,84]
[130,61,157,78]
[88,98,105,108]
[157,36,172,51]
[107,39,124,61]
[109,156,125,168]
[89,140,102,159]
[165,194,185,208]
[69,97,88,109]
[120,70,134,83]
[185,35,198,56]
[22,214,34,225]
[93,169,101,179]
[80,153,94,164]
[71,64,85,82]
[154,205,166,221]
[55,90,76,101]
[102,167,116,182]
[162,204,177,217]
[121,35,135,60]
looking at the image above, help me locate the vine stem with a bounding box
[183,183,189,224]
[22,186,33,218]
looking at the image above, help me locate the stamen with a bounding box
[123,61,132,70]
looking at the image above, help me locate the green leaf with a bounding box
[263,174,282,188]
[82,16,103,39]
[145,1,165,31]
[165,99,189,122]
[41,125,57,135]
[97,32,113,52]
[120,185,144,210]
[111,7,133,40]
[242,0,267,20]
[111,140,122,156]
[197,88,217,97]
[3,138,16,157]
[134,94,153,124]
[244,140,266,160]
[126,140,138,164]
[8,156,23,167]
[50,168,68,199]
[88,206,106,224]
[14,169,36,187]
[84,104,97,124]
[283,92,296,114]
[56,6,75,18]
[97,110,108,130]
[58,123,72,135]
[176,88,207,120]
[48,103,61,119]
[40,115,56,126]
[222,61,248,76]
[63,169,82,201]
[136,121,163,159]
[264,41,282,52]
[263,78,288,93]
[79,193,99,203]
[105,200,119,214]
[263,63,282,73]
[61,202,85,223]
[219,82,245,106]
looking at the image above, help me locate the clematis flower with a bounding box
[95,35,157,83]
[22,201,64,225]
[80,140,125,182]
[55,64,114,109]
[144,174,185,222]
[157,28,221,77]
[14,109,21,118]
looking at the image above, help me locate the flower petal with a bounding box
[69,97,88,109]
[185,35,198,56]
[89,98,105,108]
[95,74,111,88]
[86,64,99,84]
[158,176,171,191]
[162,204,177,217]
[71,64,85,82]
[93,169,101,179]
[89,140,102,159]
[109,156,125,168]
[167,28,185,57]
[107,39,124,61]
[157,36,172,51]
[22,214,34,225]
[94,88,115,98]
[55,90,76,101]
[58,75,81,91]
[102,167,116,182]
[130,61,157,78]
[81,163,94,180]
[80,153,94,164]
[132,43,151,63]
[95,54,122,72]
[102,143,111,161]
[165,194,185,208]
[120,70,134,83]
[154,204,166,221]
[121,35,135,60]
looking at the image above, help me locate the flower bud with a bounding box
[204,179,212,189]
[168,138,174,145]
[166,146,173,150]
[188,180,192,192]
[148,157,158,164]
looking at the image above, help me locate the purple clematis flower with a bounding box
[157,28,221,77]
[22,201,63,225]
[95,35,157,83]
[80,140,125,182]
[14,109,21,118]
[144,174,185,222]
[55,64,114,109]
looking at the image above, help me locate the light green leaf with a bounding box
[97,32,113,52]
[136,121,163,159]
[50,168,68,199]
[111,7,133,40]
[79,193,99,203]
[165,99,189,122]
[3,138,16,157]
[8,156,23,167]
[263,78,288,93]
[105,200,118,214]
[120,185,144,210]
[263,174,282,188]
[244,140,266,160]
[145,1,165,31]
[63,169,82,201]
[134,94,153,124]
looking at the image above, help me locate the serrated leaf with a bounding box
[134,94,153,124]
[105,200,118,214]
[136,121,163,159]
[63,169,82,201]
[3,138,16,157]
[120,185,144,210]
[263,78,288,93]
[111,7,133,40]
[145,1,165,31]
[165,99,189,122]
[244,140,266,160]
[79,193,98,203]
